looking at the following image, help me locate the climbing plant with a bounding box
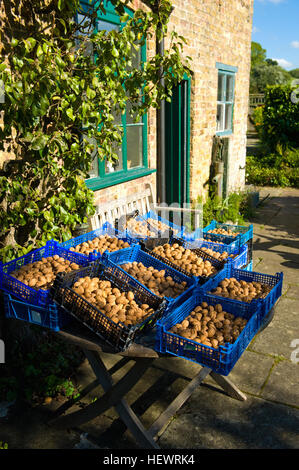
[0,0,191,262]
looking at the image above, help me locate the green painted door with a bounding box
[165,79,190,207]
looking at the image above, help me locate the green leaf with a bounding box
[66,108,75,121]
[43,210,53,222]
[23,37,36,53]
[112,47,119,58]
[86,87,96,99]
[11,38,19,47]
[55,56,65,68]
[36,44,44,58]
[30,134,49,151]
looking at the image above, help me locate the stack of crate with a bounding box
[0,214,283,373]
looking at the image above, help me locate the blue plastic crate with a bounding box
[203,220,253,248]
[183,239,248,270]
[101,244,197,315]
[124,210,185,240]
[201,264,283,315]
[0,240,89,307]
[181,228,240,255]
[3,293,71,331]
[60,222,136,260]
[155,288,264,375]
[242,261,253,272]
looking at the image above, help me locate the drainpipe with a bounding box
[212,160,224,198]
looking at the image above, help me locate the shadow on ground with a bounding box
[1,356,298,449]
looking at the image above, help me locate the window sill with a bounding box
[85,167,156,191]
[216,130,233,137]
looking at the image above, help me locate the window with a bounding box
[78,1,154,191]
[216,63,237,136]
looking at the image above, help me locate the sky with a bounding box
[252,0,299,71]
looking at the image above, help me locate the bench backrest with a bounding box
[89,185,154,230]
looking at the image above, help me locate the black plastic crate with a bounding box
[140,237,226,285]
[50,261,168,352]
[116,209,179,240]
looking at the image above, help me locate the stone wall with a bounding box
[167,0,254,201]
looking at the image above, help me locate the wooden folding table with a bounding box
[48,321,248,450]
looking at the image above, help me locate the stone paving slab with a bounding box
[226,350,274,396]
[284,284,299,300]
[158,392,299,449]
[0,404,80,449]
[250,298,299,359]
[260,360,299,408]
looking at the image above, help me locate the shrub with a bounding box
[259,84,299,152]
[0,323,84,403]
[252,105,264,139]
[197,191,254,227]
[246,152,299,188]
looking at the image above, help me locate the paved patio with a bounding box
[1,186,298,450]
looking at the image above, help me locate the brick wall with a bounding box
[167,0,254,201]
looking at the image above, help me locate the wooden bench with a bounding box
[89,183,202,233]
[89,186,154,230]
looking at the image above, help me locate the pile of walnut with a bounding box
[201,237,226,245]
[169,301,248,348]
[124,219,156,237]
[207,227,239,237]
[124,218,178,237]
[72,277,154,327]
[10,256,81,290]
[120,261,188,298]
[152,243,216,277]
[209,277,272,302]
[200,246,230,261]
[146,218,179,235]
[69,235,131,256]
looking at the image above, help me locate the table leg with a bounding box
[50,349,159,449]
[148,366,247,439]
[209,371,247,401]
[85,350,159,449]
[148,366,212,439]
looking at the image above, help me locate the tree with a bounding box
[0,0,191,262]
[290,68,299,79]
[250,63,292,93]
[251,41,267,69]
[250,42,292,93]
[265,58,278,66]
